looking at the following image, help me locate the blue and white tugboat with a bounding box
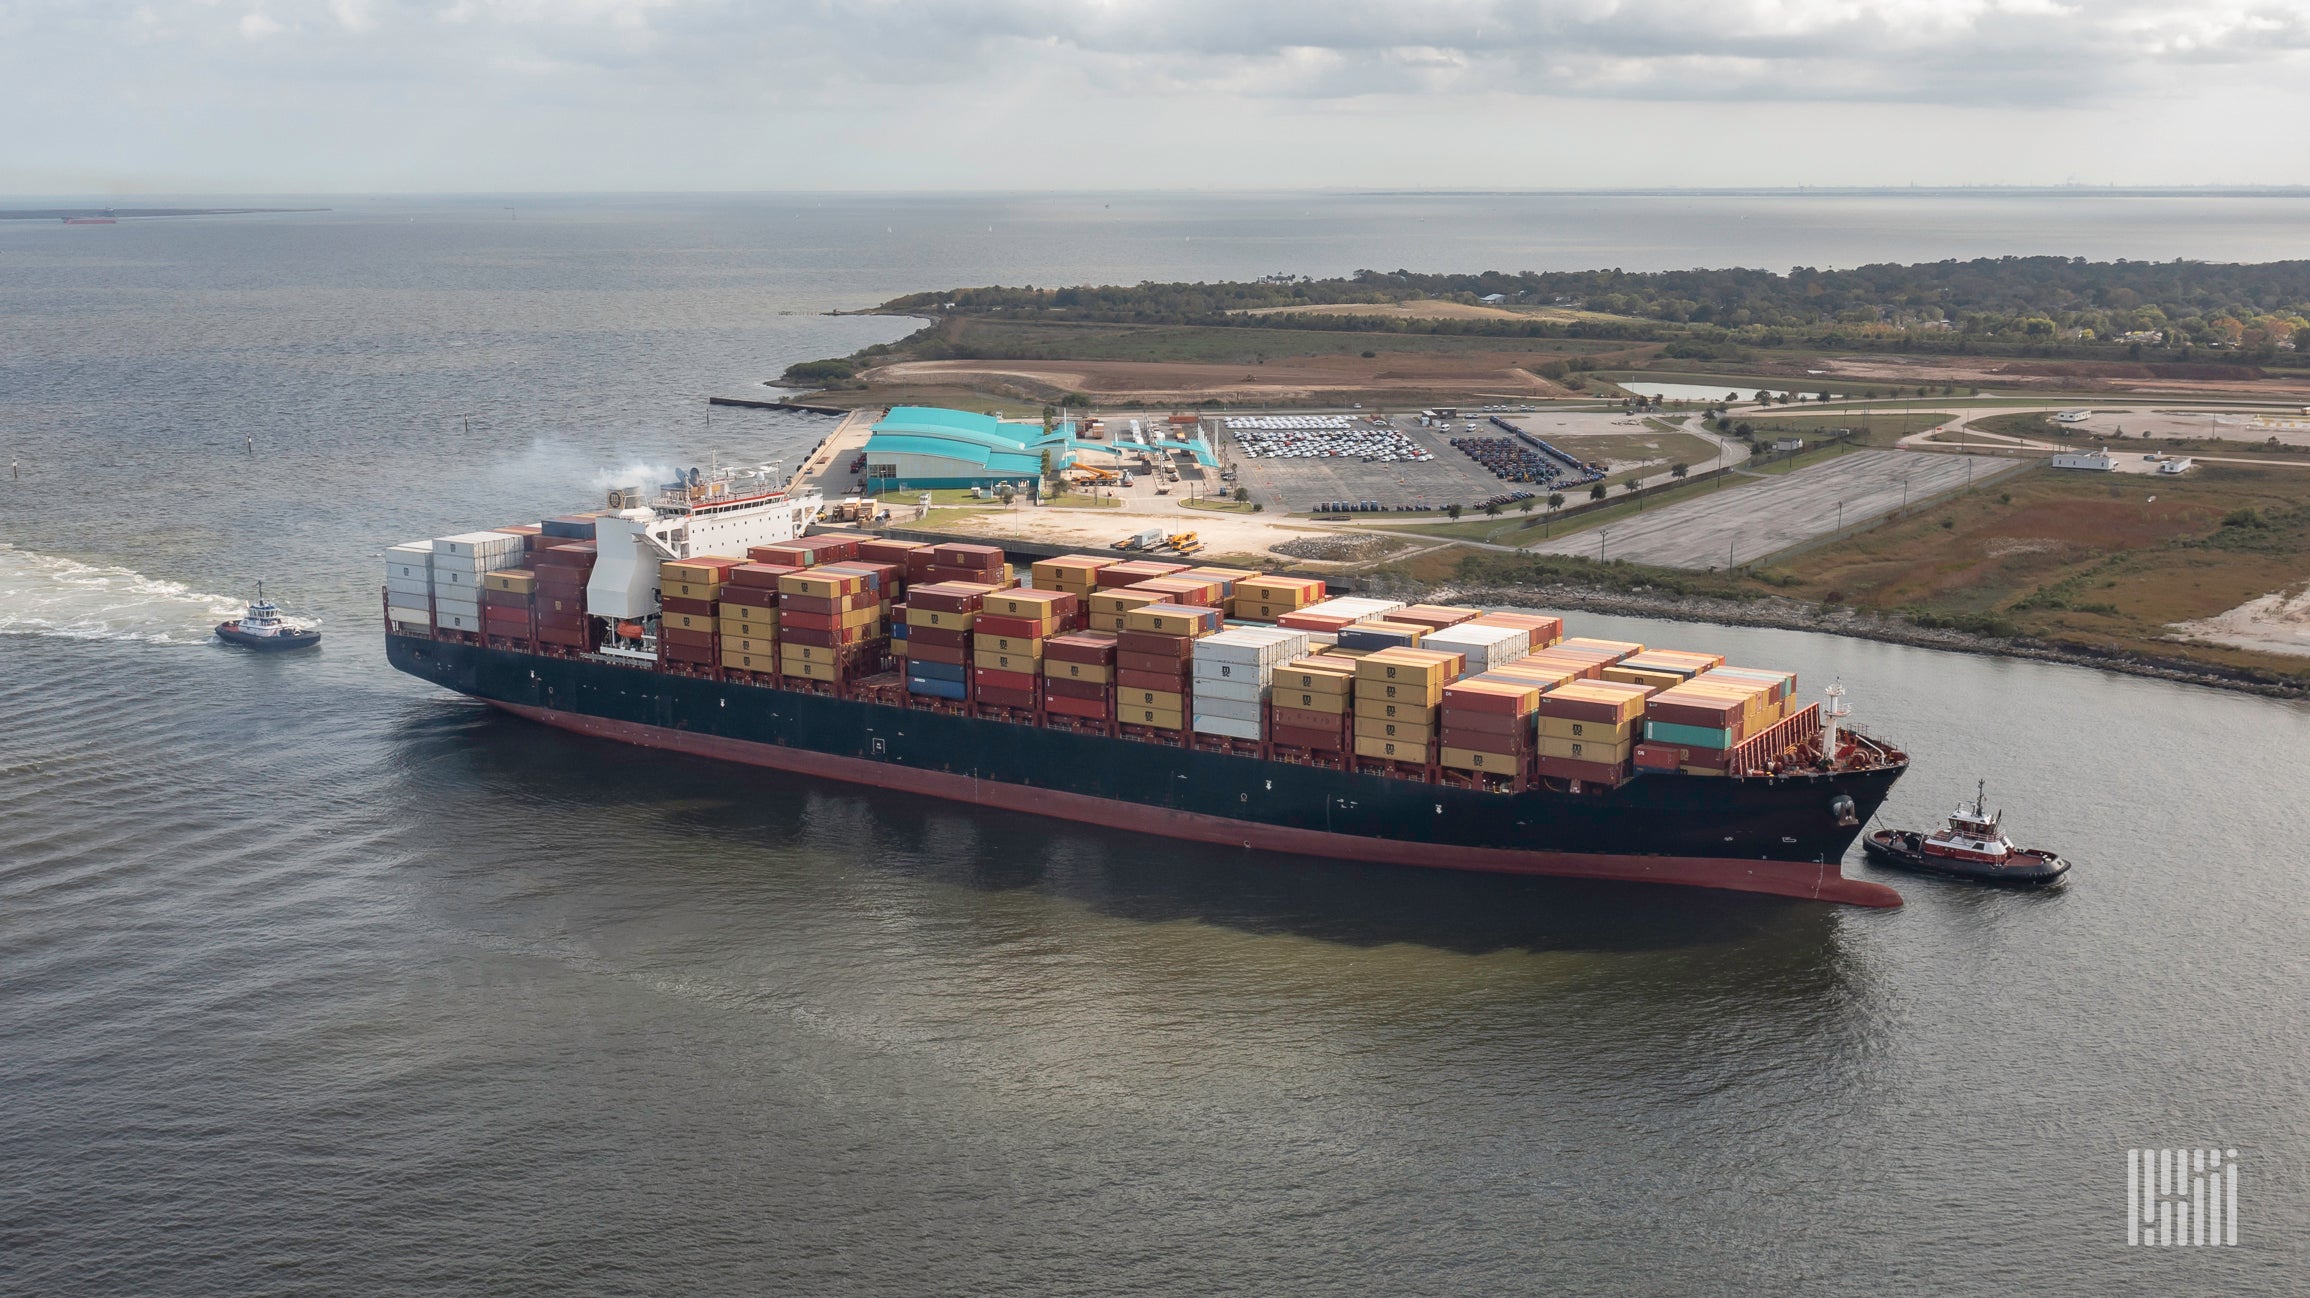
[216,583,321,652]
[1864,780,2068,886]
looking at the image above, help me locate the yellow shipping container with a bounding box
[1354,646,1462,685]
[1355,676,1444,707]
[1031,556,1114,586]
[779,572,865,599]
[980,635,1046,657]
[905,607,977,631]
[482,569,537,594]
[1537,715,1637,742]
[1354,734,1428,762]
[1601,667,1687,692]
[719,615,778,639]
[779,658,840,682]
[1120,688,1186,712]
[1537,735,1635,762]
[724,635,777,657]
[1089,590,1160,616]
[1120,705,1185,729]
[1088,612,1129,632]
[1353,715,1436,742]
[663,581,723,603]
[661,559,737,585]
[663,612,716,633]
[1124,604,1213,637]
[974,650,1041,674]
[1043,660,1113,684]
[1358,700,1437,725]
[1278,661,1356,693]
[1440,746,1523,774]
[1278,690,1351,714]
[839,605,881,630]
[721,650,775,673]
[782,643,843,665]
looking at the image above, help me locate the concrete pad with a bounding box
[1520,450,2020,570]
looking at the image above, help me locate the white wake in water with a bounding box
[0,544,248,645]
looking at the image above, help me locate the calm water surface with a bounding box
[2,194,2304,1295]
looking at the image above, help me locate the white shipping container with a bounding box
[434,596,482,616]
[386,605,430,626]
[385,575,431,599]
[1423,623,1530,671]
[387,543,434,584]
[1191,714,1263,741]
[1295,596,1404,622]
[435,531,527,560]
[1190,678,1266,705]
[437,611,482,633]
[1192,695,1265,722]
[388,619,431,636]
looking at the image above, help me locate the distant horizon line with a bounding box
[6,184,2310,202]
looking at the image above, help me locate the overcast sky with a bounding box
[6,0,2307,193]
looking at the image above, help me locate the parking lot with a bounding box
[1226,414,1559,514]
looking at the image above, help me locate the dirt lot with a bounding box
[861,351,1574,405]
[1807,354,2310,399]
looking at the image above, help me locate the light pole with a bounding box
[1598,527,1610,563]
[1836,499,1844,533]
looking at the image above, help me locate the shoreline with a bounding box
[1408,580,2310,700]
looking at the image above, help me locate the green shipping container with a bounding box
[1645,719,1736,748]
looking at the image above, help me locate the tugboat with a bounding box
[216,583,321,651]
[1863,781,2068,886]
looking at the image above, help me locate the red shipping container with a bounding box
[482,611,532,635]
[662,595,716,616]
[909,583,991,613]
[907,641,967,666]
[1270,723,1348,751]
[1044,632,1118,663]
[1632,743,1686,772]
[1439,708,1526,737]
[537,608,587,629]
[780,610,842,633]
[538,625,591,647]
[859,539,927,565]
[721,586,779,613]
[1118,651,1190,676]
[1269,705,1345,733]
[1535,755,1626,783]
[1045,693,1113,720]
[1117,668,1188,693]
[974,614,1049,640]
[662,626,717,649]
[971,666,1037,694]
[1441,724,1532,751]
[975,685,1037,710]
[480,588,531,609]
[660,639,714,664]
[1096,560,1187,587]
[933,541,1006,567]
[1116,630,1193,658]
[1044,676,1110,701]
[729,562,799,589]
[906,625,969,649]
[782,624,872,648]
[534,542,598,568]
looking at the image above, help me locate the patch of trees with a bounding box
[878,257,2310,361]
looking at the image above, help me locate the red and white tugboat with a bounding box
[216,582,321,652]
[1863,780,2068,886]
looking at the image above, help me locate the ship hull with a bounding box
[388,635,1906,907]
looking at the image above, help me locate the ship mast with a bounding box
[1822,680,1850,762]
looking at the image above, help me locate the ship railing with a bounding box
[1728,703,1823,777]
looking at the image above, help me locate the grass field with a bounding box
[1754,463,2310,678]
[1179,497,1257,513]
[1739,410,1958,444]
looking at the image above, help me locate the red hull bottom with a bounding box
[492,701,1903,908]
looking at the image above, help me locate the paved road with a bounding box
[1519,449,2020,569]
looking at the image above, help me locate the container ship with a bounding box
[383,469,1910,907]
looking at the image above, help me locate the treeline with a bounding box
[879,258,2310,359]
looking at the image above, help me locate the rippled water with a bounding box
[4,194,2306,1295]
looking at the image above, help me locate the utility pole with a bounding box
[1598,527,1610,563]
